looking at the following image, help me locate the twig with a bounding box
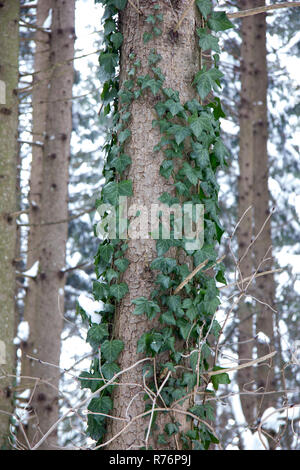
[207,350,277,376]
[219,268,283,290]
[227,2,300,19]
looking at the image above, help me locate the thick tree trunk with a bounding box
[252,0,276,417]
[26,0,75,449]
[106,1,199,450]
[19,0,52,447]
[21,0,51,394]
[237,0,256,426]
[0,0,19,449]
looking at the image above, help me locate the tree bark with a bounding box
[26,0,75,449]
[0,0,19,449]
[21,0,51,396]
[237,0,256,426]
[106,1,199,450]
[252,0,276,418]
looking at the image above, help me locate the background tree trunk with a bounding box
[21,0,51,393]
[252,0,276,419]
[26,0,75,449]
[107,1,199,450]
[237,0,256,426]
[0,0,19,449]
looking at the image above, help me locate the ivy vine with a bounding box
[78,0,234,449]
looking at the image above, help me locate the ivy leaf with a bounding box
[191,142,210,170]
[101,339,124,362]
[161,310,176,325]
[95,243,114,270]
[114,257,129,272]
[167,125,191,145]
[156,274,174,290]
[87,324,109,349]
[181,162,200,186]
[110,31,123,49]
[109,282,129,301]
[196,0,212,19]
[93,281,109,301]
[110,153,132,174]
[132,297,160,319]
[101,361,120,380]
[164,99,184,117]
[208,11,234,32]
[211,367,231,390]
[118,128,131,144]
[109,0,127,10]
[103,19,116,36]
[213,137,229,166]
[165,422,181,436]
[88,396,113,416]
[177,318,193,340]
[193,67,223,100]
[166,295,181,313]
[102,180,133,205]
[197,30,220,53]
[182,372,197,390]
[141,77,163,95]
[99,51,118,75]
[156,238,173,256]
[150,257,177,274]
[159,160,174,180]
[106,268,119,283]
[163,88,180,101]
[79,371,103,393]
[189,115,213,139]
[175,181,190,196]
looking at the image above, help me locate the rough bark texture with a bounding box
[237,0,256,426]
[252,0,276,417]
[26,0,75,449]
[106,1,199,450]
[0,0,19,449]
[21,0,51,393]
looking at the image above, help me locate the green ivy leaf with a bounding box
[150,257,177,274]
[132,297,160,319]
[101,339,124,362]
[118,128,131,144]
[109,282,129,301]
[167,124,191,145]
[114,257,129,272]
[110,153,132,174]
[211,367,231,390]
[102,180,133,205]
[79,371,103,393]
[208,11,234,32]
[143,32,153,43]
[197,30,220,53]
[110,31,123,49]
[109,0,127,10]
[196,0,212,19]
[99,51,118,75]
[87,324,109,349]
[101,361,120,380]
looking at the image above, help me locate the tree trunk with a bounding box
[252,0,276,418]
[237,0,256,426]
[106,1,199,450]
[0,0,19,449]
[19,0,52,447]
[26,0,75,449]
[21,0,51,394]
